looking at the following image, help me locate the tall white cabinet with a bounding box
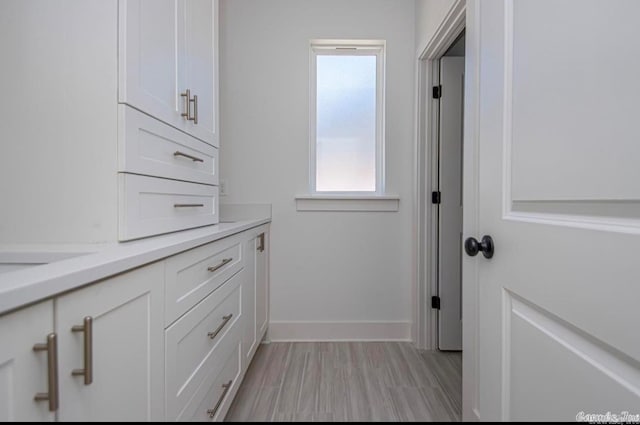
[0,0,220,244]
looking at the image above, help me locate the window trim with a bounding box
[309,39,386,195]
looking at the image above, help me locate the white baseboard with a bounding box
[268,321,412,342]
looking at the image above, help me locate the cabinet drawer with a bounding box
[118,105,218,185]
[183,342,241,422]
[165,274,242,420]
[165,234,243,324]
[118,174,219,241]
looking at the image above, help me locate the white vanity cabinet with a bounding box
[0,262,164,422]
[0,224,270,422]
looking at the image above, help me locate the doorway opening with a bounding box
[434,32,465,351]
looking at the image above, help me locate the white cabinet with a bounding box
[120,0,219,147]
[0,0,219,244]
[56,262,165,421]
[0,224,269,421]
[0,302,56,422]
[256,231,269,340]
[0,262,164,422]
[242,229,270,369]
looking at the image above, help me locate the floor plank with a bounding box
[225,342,461,422]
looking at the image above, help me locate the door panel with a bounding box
[119,0,183,130]
[56,263,164,421]
[438,57,464,351]
[180,0,218,146]
[0,302,54,422]
[472,0,640,420]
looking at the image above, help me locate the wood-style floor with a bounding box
[225,342,461,422]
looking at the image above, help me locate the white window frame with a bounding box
[309,39,386,195]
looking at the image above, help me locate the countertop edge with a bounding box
[0,219,270,315]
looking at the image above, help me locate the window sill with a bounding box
[295,195,400,212]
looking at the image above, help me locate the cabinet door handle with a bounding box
[190,94,198,125]
[207,380,233,419]
[173,151,204,163]
[33,333,59,412]
[207,258,232,273]
[181,89,192,120]
[174,203,205,208]
[257,233,265,252]
[207,314,233,340]
[71,316,93,385]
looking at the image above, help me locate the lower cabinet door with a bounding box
[55,262,164,421]
[0,301,55,422]
[256,231,269,340]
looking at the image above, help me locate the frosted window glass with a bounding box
[316,55,377,192]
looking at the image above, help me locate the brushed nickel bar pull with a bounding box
[71,316,93,385]
[207,314,233,340]
[33,333,59,412]
[173,151,204,162]
[257,233,265,252]
[174,203,205,208]
[190,94,198,124]
[207,258,232,273]
[207,380,233,419]
[181,89,191,120]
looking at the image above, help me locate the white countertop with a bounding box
[0,218,270,315]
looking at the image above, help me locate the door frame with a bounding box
[412,0,480,420]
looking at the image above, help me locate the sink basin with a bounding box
[0,250,95,275]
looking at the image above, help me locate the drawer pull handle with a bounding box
[71,316,93,385]
[257,233,265,252]
[207,258,232,273]
[173,151,204,163]
[207,314,233,340]
[207,380,233,419]
[33,333,59,412]
[174,203,205,208]
[181,89,191,120]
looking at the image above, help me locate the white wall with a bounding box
[219,0,415,340]
[415,0,457,55]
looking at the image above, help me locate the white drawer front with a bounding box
[118,105,218,185]
[119,174,219,241]
[182,342,242,422]
[165,234,244,325]
[165,274,242,420]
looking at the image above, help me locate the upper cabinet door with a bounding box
[179,0,219,146]
[119,0,185,134]
[120,0,218,147]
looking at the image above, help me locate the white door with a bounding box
[56,263,164,421]
[0,302,55,421]
[179,0,219,146]
[468,0,640,420]
[119,0,185,130]
[438,57,464,351]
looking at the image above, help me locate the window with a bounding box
[310,40,385,194]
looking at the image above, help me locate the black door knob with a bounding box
[464,235,494,259]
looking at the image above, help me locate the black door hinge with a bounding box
[431,296,441,310]
[432,191,441,204]
[432,85,442,99]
